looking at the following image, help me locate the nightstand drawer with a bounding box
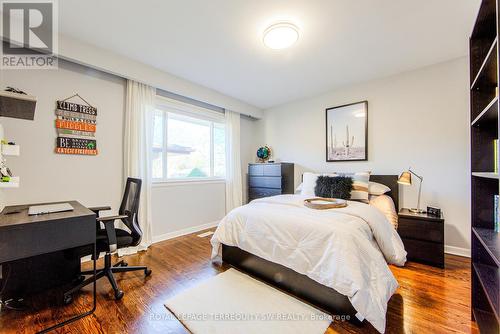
[398,218,444,243]
[402,238,444,268]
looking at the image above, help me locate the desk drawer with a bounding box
[249,187,282,200]
[249,176,282,189]
[398,218,443,243]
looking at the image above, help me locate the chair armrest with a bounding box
[96,214,128,222]
[97,215,127,253]
[88,206,112,219]
[88,206,111,213]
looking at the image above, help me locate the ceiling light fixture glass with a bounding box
[263,22,299,50]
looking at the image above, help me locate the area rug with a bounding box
[164,268,331,334]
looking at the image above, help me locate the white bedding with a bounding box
[210,194,407,333]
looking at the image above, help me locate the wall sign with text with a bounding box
[55,94,98,155]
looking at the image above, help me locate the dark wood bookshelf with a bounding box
[470,1,500,332]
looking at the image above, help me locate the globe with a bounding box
[257,146,271,161]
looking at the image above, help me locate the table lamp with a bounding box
[398,168,425,213]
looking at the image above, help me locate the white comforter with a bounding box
[210,195,407,333]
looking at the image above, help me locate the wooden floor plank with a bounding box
[0,229,479,333]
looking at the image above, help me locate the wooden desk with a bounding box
[0,201,97,333]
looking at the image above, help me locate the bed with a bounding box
[211,175,406,333]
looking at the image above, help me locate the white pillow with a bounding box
[301,173,320,196]
[368,181,391,196]
[369,194,398,229]
[295,183,303,194]
[300,172,337,196]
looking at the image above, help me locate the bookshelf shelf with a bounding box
[473,309,499,334]
[472,172,500,179]
[473,263,499,320]
[473,227,500,267]
[471,96,498,126]
[470,0,500,331]
[471,38,498,90]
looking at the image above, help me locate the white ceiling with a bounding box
[59,0,480,109]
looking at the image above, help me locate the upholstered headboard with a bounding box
[370,175,399,211]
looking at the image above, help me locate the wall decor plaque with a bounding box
[55,94,98,155]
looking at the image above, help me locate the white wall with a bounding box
[263,57,470,254]
[151,181,225,240]
[0,60,126,212]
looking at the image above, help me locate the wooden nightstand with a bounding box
[398,208,444,268]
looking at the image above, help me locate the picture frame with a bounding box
[325,101,368,162]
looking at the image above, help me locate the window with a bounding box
[152,97,226,181]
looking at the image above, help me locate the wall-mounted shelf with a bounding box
[0,90,37,121]
[1,144,20,156]
[0,176,19,188]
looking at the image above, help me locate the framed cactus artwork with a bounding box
[325,101,368,162]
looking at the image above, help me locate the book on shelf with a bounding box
[495,195,499,233]
[495,139,499,174]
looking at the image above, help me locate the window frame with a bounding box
[152,96,226,184]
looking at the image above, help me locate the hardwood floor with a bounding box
[0,229,479,334]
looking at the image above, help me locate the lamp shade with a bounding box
[398,171,412,185]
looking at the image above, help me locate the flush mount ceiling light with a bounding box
[263,22,299,50]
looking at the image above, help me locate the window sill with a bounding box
[152,178,226,188]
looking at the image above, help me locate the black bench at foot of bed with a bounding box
[221,244,361,326]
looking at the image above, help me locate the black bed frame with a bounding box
[221,175,399,322]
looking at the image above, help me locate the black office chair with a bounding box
[65,177,152,302]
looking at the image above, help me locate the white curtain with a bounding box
[225,110,243,213]
[120,80,155,256]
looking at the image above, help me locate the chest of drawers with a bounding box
[247,163,294,202]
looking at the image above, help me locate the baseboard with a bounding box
[152,221,220,244]
[445,245,470,258]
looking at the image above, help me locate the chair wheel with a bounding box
[63,294,73,305]
[145,269,152,277]
[115,290,124,300]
